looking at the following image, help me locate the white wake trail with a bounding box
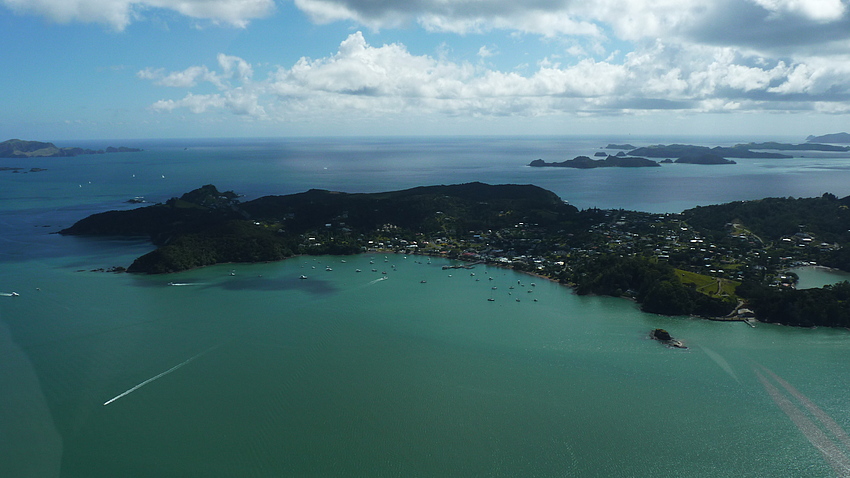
[755,368,850,476]
[103,345,218,406]
[760,366,850,450]
[699,346,740,384]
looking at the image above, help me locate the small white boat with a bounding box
[299,275,308,280]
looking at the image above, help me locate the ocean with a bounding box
[2,136,850,477]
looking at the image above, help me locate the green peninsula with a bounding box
[61,183,578,274]
[61,183,850,328]
[0,139,142,158]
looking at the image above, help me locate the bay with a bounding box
[792,265,850,290]
[2,136,850,477]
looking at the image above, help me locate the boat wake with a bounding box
[755,363,850,476]
[368,277,388,285]
[103,345,220,406]
[699,346,740,384]
[0,292,19,297]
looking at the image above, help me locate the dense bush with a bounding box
[573,255,735,317]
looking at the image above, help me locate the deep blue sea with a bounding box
[3,136,850,477]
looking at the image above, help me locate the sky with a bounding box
[3,0,850,140]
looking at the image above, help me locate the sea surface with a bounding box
[2,136,850,477]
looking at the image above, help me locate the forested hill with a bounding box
[683,193,850,247]
[242,182,573,231]
[60,183,579,274]
[683,193,850,273]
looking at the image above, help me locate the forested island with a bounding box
[529,156,660,168]
[627,144,789,159]
[61,183,850,328]
[807,132,850,143]
[537,141,848,170]
[0,139,142,158]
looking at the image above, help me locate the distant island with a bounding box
[674,153,736,165]
[806,132,850,144]
[627,144,789,159]
[529,156,660,168]
[0,139,142,158]
[537,141,850,171]
[61,183,850,328]
[735,142,849,152]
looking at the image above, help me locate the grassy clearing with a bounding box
[675,268,740,300]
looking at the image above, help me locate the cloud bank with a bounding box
[140,30,850,124]
[11,0,850,128]
[293,0,850,54]
[9,0,850,55]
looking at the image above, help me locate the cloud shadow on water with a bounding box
[216,275,340,295]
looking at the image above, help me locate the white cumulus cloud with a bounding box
[139,31,850,123]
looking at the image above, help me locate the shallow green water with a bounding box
[3,251,850,477]
[793,265,850,290]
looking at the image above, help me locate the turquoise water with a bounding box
[3,137,850,477]
[793,266,850,290]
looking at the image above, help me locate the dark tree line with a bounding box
[737,281,850,327]
[572,255,735,317]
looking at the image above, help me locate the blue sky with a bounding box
[3,0,850,140]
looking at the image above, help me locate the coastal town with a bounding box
[315,205,836,293]
[61,183,850,327]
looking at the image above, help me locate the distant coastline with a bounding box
[806,132,850,144]
[531,139,850,171]
[0,139,142,159]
